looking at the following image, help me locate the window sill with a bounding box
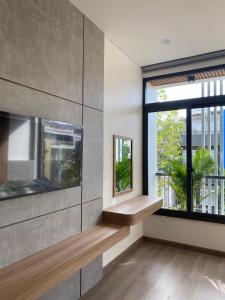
[154,208,225,225]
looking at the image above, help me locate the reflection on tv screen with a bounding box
[0,112,82,200]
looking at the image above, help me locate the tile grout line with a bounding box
[0,195,102,232]
[0,202,82,229]
[0,76,103,113]
[80,14,85,297]
[82,197,103,205]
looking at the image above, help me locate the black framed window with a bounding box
[143,67,225,224]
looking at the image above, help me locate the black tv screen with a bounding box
[0,112,82,201]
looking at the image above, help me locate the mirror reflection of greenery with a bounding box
[116,158,131,192]
[61,141,82,186]
[43,138,81,187]
[116,139,131,193]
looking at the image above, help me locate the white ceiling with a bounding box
[70,0,225,67]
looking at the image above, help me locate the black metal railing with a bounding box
[156,172,225,214]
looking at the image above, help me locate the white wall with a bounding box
[103,38,142,266]
[144,215,225,252]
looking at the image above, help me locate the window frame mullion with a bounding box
[186,107,193,213]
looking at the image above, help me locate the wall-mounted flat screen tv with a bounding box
[0,111,82,201]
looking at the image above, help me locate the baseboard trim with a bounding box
[104,237,143,275]
[143,236,225,258]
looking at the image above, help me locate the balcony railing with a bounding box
[156,172,225,215]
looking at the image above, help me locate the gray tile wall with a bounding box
[83,17,104,111]
[81,198,103,230]
[81,256,103,296]
[0,205,81,268]
[82,107,103,203]
[81,198,103,296]
[0,186,81,228]
[0,0,83,102]
[39,272,81,300]
[0,0,104,299]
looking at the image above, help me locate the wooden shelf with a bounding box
[103,195,163,226]
[0,196,162,299]
[0,223,129,300]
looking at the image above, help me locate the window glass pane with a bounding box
[145,82,201,103]
[149,109,187,210]
[192,106,225,215]
[158,83,201,102]
[145,79,225,104]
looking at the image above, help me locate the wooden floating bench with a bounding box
[0,195,162,300]
[0,224,129,300]
[103,195,163,225]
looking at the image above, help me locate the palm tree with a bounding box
[161,146,214,210]
[192,147,214,207]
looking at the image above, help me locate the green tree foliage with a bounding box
[157,88,185,170]
[192,146,214,205]
[157,89,214,209]
[158,88,167,101]
[162,147,214,209]
[162,156,187,210]
[157,110,185,170]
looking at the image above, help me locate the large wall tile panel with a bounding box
[0,187,81,228]
[81,256,103,296]
[81,198,103,295]
[0,0,83,103]
[82,107,103,202]
[82,198,103,230]
[39,272,80,300]
[0,79,82,125]
[0,205,81,267]
[83,17,104,111]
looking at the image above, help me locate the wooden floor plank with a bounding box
[82,241,225,300]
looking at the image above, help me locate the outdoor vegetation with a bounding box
[161,147,214,210]
[157,89,214,210]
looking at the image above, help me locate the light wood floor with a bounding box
[81,240,225,300]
